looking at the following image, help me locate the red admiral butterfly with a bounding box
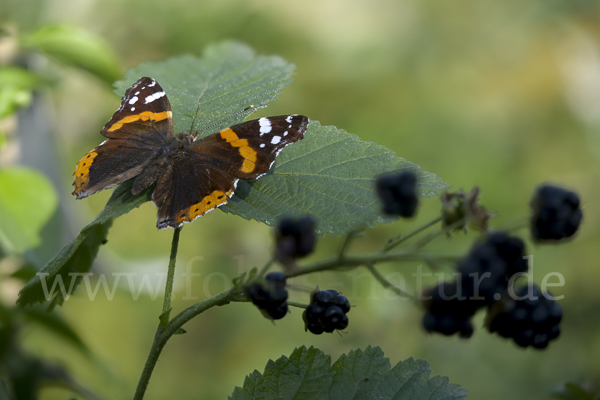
[72,77,308,229]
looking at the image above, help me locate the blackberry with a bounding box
[303,289,351,334]
[421,281,477,338]
[376,171,419,217]
[458,232,528,304]
[530,184,583,241]
[275,217,316,263]
[246,272,289,320]
[487,284,562,349]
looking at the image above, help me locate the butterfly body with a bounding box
[72,77,308,229]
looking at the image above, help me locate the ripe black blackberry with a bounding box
[275,217,316,263]
[457,232,528,304]
[376,171,419,218]
[421,281,477,338]
[530,184,583,241]
[246,272,289,320]
[303,289,350,334]
[487,284,562,349]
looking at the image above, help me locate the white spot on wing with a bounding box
[285,116,293,123]
[145,91,165,104]
[283,131,288,136]
[260,143,266,148]
[129,96,138,105]
[259,118,272,135]
[131,107,135,111]
[135,91,140,95]
[271,136,281,144]
[148,80,156,87]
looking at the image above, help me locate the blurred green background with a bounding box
[1,0,600,399]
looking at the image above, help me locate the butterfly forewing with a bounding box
[190,115,308,180]
[101,76,173,142]
[73,77,174,199]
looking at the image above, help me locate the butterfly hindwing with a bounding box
[153,156,237,229]
[73,76,174,199]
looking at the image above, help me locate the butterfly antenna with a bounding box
[192,105,254,139]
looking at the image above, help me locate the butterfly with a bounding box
[72,76,308,229]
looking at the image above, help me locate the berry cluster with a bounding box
[246,272,288,320]
[530,184,583,241]
[487,284,562,349]
[422,281,475,338]
[303,289,351,334]
[275,217,316,263]
[376,171,419,218]
[457,232,529,302]
[423,232,529,338]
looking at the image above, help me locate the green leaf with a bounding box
[0,167,58,254]
[20,24,121,84]
[229,346,467,400]
[114,41,296,135]
[17,181,152,309]
[0,66,46,118]
[221,120,447,235]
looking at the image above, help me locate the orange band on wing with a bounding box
[175,189,234,224]
[72,150,99,196]
[219,128,257,173]
[107,110,172,132]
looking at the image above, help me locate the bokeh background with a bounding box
[1,0,600,399]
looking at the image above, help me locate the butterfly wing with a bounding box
[72,77,174,199]
[154,115,308,228]
[153,157,237,229]
[190,115,308,179]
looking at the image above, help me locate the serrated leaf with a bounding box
[114,41,296,135]
[229,346,467,400]
[221,120,448,235]
[20,24,121,84]
[17,181,151,309]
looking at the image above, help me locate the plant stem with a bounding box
[365,264,416,303]
[382,216,442,252]
[134,285,241,400]
[286,249,423,279]
[134,226,184,400]
[161,227,181,325]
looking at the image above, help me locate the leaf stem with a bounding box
[286,249,423,279]
[365,264,415,302]
[382,216,442,252]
